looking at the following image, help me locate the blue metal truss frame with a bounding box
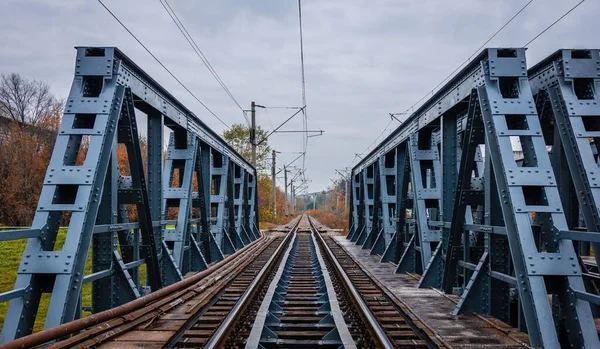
[348,47,600,348]
[0,47,258,341]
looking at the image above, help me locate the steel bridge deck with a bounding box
[333,236,530,348]
[5,215,455,348]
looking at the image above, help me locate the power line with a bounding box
[352,118,394,165]
[365,119,393,152]
[160,0,243,112]
[397,0,535,119]
[298,0,308,174]
[158,0,248,124]
[256,107,306,146]
[264,107,275,130]
[96,0,230,129]
[523,0,586,47]
[263,106,303,109]
[354,0,536,164]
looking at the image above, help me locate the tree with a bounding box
[256,173,288,223]
[0,73,62,127]
[0,73,62,226]
[223,123,271,171]
[294,176,349,232]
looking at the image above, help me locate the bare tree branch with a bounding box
[0,73,62,128]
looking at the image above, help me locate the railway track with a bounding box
[4,215,439,348]
[309,217,440,349]
[46,232,291,349]
[2,218,297,349]
[239,226,360,348]
[199,215,438,348]
[173,234,287,348]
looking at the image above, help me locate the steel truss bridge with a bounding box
[0,46,599,349]
[348,47,600,348]
[0,47,259,341]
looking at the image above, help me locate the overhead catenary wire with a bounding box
[298,0,308,176]
[262,106,304,109]
[397,0,536,118]
[264,107,275,131]
[354,0,537,164]
[355,119,394,162]
[96,0,230,129]
[256,107,306,146]
[158,0,248,124]
[160,0,243,112]
[523,0,586,47]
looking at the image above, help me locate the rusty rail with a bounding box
[1,231,269,349]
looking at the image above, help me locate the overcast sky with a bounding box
[1,0,598,193]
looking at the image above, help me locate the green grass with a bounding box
[0,235,29,330]
[0,229,89,332]
[0,229,148,333]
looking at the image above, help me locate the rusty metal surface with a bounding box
[23,218,300,349]
[73,236,281,348]
[1,232,269,349]
[332,235,531,348]
[1,216,536,349]
[1,224,296,349]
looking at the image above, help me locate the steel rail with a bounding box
[49,234,274,348]
[204,221,297,349]
[244,231,298,348]
[308,217,394,349]
[161,232,292,348]
[2,232,267,349]
[309,223,357,349]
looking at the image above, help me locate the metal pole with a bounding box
[290,180,294,211]
[272,150,276,219]
[284,166,288,216]
[344,172,349,213]
[336,168,350,214]
[250,101,256,166]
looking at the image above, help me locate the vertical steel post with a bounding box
[284,166,288,216]
[291,180,295,211]
[344,171,348,213]
[251,101,256,167]
[272,150,276,219]
[147,109,163,281]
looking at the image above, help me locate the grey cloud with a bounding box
[1,0,598,192]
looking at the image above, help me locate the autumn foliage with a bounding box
[0,122,59,225]
[0,74,310,230]
[0,73,62,226]
[257,173,290,224]
[299,180,349,234]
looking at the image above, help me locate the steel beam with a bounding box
[371,154,397,255]
[0,47,258,342]
[348,48,600,348]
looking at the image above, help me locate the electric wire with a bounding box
[354,0,536,163]
[97,0,230,129]
[158,0,248,125]
[160,0,244,112]
[256,107,306,146]
[523,0,586,47]
[398,0,536,118]
[298,0,308,175]
[263,106,303,109]
[264,107,275,132]
[356,119,394,161]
